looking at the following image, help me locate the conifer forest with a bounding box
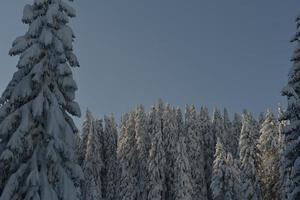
[0,0,300,200]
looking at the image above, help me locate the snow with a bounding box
[32,91,44,118]
[0,149,13,161]
[57,25,74,50]
[9,36,33,56]
[22,4,34,24]
[57,63,72,76]
[66,101,81,117]
[60,1,76,17]
[39,27,53,46]
[17,43,42,68]
[46,3,59,26]
[28,17,44,37]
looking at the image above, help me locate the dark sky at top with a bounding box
[0,0,299,123]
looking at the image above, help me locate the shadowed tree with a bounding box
[0,0,83,199]
[280,11,300,200]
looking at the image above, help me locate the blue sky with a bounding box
[0,0,299,123]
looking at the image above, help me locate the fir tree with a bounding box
[211,139,226,200]
[185,105,207,200]
[79,109,94,166]
[135,105,150,200]
[239,112,261,200]
[258,112,265,129]
[174,136,193,200]
[82,120,104,200]
[224,153,241,200]
[212,108,224,147]
[199,106,214,200]
[103,115,118,200]
[280,12,300,198]
[257,111,280,200]
[223,108,233,153]
[211,139,241,200]
[162,104,178,200]
[0,1,83,199]
[118,112,138,200]
[147,109,166,200]
[231,113,242,158]
[147,106,157,140]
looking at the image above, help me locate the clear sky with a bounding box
[0,0,299,123]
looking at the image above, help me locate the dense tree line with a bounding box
[76,101,285,200]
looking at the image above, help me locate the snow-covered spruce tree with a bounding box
[134,105,150,200]
[280,13,300,199]
[224,153,241,200]
[223,108,233,152]
[210,138,226,200]
[199,106,214,200]
[175,107,184,144]
[174,135,193,200]
[277,105,290,199]
[0,1,83,199]
[82,120,104,200]
[118,112,129,143]
[231,113,242,158]
[147,106,157,140]
[257,111,280,200]
[162,104,178,200]
[118,112,138,200]
[211,139,240,200]
[155,99,165,130]
[116,112,129,199]
[78,109,94,166]
[185,105,207,200]
[239,112,261,200]
[147,108,166,200]
[277,105,287,153]
[212,108,224,147]
[103,115,118,200]
[258,112,265,129]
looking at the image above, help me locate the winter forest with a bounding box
[0,0,299,200]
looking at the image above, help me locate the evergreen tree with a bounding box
[118,112,138,200]
[199,106,214,200]
[135,105,150,200]
[79,109,94,166]
[175,107,184,143]
[82,120,104,200]
[155,99,165,130]
[211,139,226,200]
[211,139,240,200]
[224,153,241,200]
[147,109,166,200]
[223,108,233,153]
[174,136,193,200]
[239,112,261,200]
[277,105,289,199]
[162,104,178,200]
[147,106,157,140]
[212,108,224,147]
[258,112,265,129]
[231,113,242,158]
[280,12,300,198]
[0,1,83,199]
[118,112,129,143]
[185,105,207,200]
[103,115,118,200]
[257,111,280,200]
